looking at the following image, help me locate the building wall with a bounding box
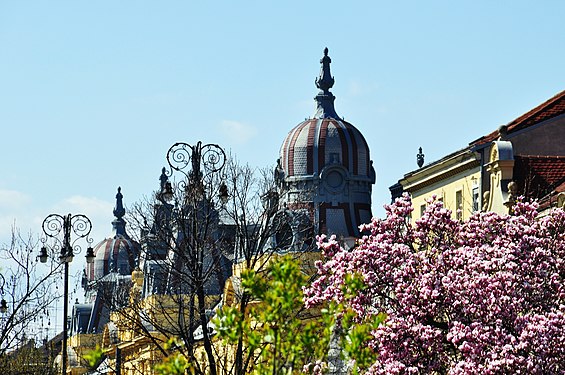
[398,112,565,223]
[409,168,481,223]
[506,115,565,156]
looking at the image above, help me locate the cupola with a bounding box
[277,48,375,239]
[86,187,140,282]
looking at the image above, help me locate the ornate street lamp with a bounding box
[40,214,94,374]
[164,141,228,375]
[0,273,7,314]
[166,141,228,200]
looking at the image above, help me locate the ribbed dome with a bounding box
[85,187,140,282]
[275,48,375,240]
[279,48,371,180]
[86,234,139,281]
[280,118,370,178]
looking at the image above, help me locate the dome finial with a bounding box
[112,187,127,236]
[314,47,340,119]
[417,147,425,168]
[160,167,168,191]
[113,187,125,220]
[316,47,335,93]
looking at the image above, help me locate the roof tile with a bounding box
[513,155,565,203]
[474,90,565,145]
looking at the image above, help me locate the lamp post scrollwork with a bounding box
[165,141,229,202]
[167,141,226,178]
[39,213,95,374]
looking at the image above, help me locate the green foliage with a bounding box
[340,274,387,373]
[213,256,385,374]
[155,354,189,375]
[214,256,329,374]
[83,344,105,368]
[154,338,192,375]
[340,308,386,374]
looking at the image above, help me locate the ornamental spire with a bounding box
[113,187,125,219]
[315,47,335,93]
[112,187,127,236]
[314,47,340,119]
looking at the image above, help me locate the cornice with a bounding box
[400,153,480,193]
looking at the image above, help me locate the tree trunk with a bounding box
[197,285,217,375]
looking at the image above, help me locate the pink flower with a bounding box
[304,195,565,374]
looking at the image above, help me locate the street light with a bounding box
[40,213,94,374]
[0,273,7,314]
[166,141,228,200]
[165,141,227,375]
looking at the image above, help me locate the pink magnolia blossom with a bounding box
[304,194,565,374]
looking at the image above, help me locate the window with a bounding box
[456,190,463,220]
[420,204,426,217]
[472,186,480,212]
[330,152,340,163]
[273,212,293,250]
[275,222,293,250]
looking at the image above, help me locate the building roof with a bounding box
[514,155,565,191]
[513,155,565,209]
[280,48,372,179]
[392,146,479,195]
[473,89,565,145]
[86,187,140,282]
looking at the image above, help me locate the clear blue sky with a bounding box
[2,0,565,249]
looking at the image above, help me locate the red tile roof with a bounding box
[537,180,565,211]
[473,90,565,145]
[513,155,565,207]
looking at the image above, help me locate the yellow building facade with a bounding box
[397,148,481,223]
[392,89,565,220]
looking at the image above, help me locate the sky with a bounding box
[1,1,565,302]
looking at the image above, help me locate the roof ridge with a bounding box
[506,89,565,128]
[472,89,565,146]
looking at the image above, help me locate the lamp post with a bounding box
[165,141,227,375]
[166,141,228,201]
[0,273,7,314]
[40,214,95,375]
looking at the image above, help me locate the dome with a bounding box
[280,118,370,178]
[275,48,375,239]
[87,235,139,281]
[279,48,372,180]
[85,187,140,282]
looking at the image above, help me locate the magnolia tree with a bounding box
[304,195,565,374]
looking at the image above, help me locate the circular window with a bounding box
[275,222,293,250]
[326,170,344,188]
[321,167,347,193]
